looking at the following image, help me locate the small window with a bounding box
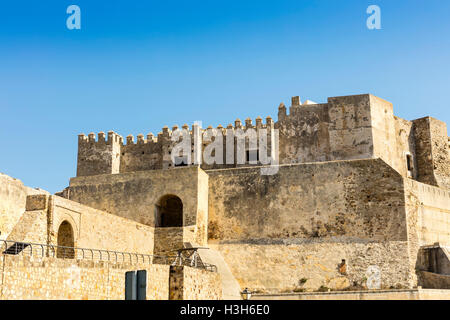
[406,154,413,171]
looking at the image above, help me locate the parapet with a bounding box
[78,131,123,146]
[119,117,275,147]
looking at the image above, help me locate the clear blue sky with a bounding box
[0,0,449,193]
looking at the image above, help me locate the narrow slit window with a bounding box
[406,154,413,171]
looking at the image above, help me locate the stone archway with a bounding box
[57,220,75,259]
[153,194,184,256]
[155,194,183,228]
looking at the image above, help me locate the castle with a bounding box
[1,93,449,300]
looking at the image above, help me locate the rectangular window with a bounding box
[406,154,413,171]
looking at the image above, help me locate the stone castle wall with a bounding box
[2,93,449,299]
[169,266,222,300]
[67,167,209,252]
[205,159,417,292]
[77,131,122,177]
[413,117,450,190]
[77,119,276,176]
[207,159,407,241]
[0,254,170,300]
[68,167,203,227]
[210,240,412,293]
[6,194,155,255]
[73,94,450,193]
[0,174,47,241]
[405,180,450,247]
[277,95,375,165]
[0,254,221,300]
[182,266,222,300]
[404,179,450,286]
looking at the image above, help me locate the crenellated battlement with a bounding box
[76,115,277,176]
[78,131,124,145]
[116,117,275,147]
[75,94,450,188]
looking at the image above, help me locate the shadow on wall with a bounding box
[416,245,450,289]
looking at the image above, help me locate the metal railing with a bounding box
[165,255,217,273]
[0,240,217,272]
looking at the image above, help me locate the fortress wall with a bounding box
[426,118,450,190]
[413,117,450,190]
[77,132,122,177]
[370,95,402,174]
[68,167,201,227]
[153,227,183,255]
[0,254,221,300]
[327,95,374,161]
[52,196,155,254]
[209,240,412,293]
[68,167,208,253]
[120,136,163,172]
[276,95,375,165]
[119,120,276,173]
[393,117,417,178]
[207,159,406,241]
[74,94,448,183]
[400,179,450,287]
[0,254,170,300]
[0,174,47,241]
[405,180,450,247]
[181,266,222,300]
[6,195,155,255]
[5,209,48,244]
[206,159,415,292]
[276,102,331,164]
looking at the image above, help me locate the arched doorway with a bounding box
[57,220,75,259]
[155,195,183,227]
[154,195,184,256]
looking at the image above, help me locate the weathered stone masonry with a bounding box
[1,93,449,299]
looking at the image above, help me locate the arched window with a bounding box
[155,195,183,227]
[57,221,75,258]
